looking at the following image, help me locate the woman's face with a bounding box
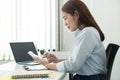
[62,11,79,32]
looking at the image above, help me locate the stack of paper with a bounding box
[23,65,47,71]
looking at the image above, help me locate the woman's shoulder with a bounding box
[82,27,98,34]
[83,27,96,32]
[82,27,100,39]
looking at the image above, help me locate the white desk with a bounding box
[0,61,69,80]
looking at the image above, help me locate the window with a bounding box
[0,0,56,60]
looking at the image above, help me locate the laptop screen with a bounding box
[10,42,38,63]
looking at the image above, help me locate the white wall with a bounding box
[60,0,120,80]
[61,0,120,50]
[88,0,120,48]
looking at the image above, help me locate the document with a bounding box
[23,65,47,71]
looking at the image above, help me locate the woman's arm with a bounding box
[43,53,67,63]
[55,58,67,63]
[33,57,57,70]
[33,56,67,70]
[43,62,57,70]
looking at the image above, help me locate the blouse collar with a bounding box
[73,28,81,38]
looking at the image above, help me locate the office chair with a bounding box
[106,43,119,80]
[69,43,119,80]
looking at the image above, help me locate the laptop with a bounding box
[10,42,39,65]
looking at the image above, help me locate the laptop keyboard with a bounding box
[17,61,39,65]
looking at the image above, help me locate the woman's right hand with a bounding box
[43,53,59,63]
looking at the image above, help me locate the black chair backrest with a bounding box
[106,43,119,80]
[69,43,119,80]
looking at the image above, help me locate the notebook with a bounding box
[10,42,39,65]
[11,71,57,79]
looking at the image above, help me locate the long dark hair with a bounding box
[62,0,105,41]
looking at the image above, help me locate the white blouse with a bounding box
[57,27,107,75]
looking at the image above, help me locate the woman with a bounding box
[33,0,107,80]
